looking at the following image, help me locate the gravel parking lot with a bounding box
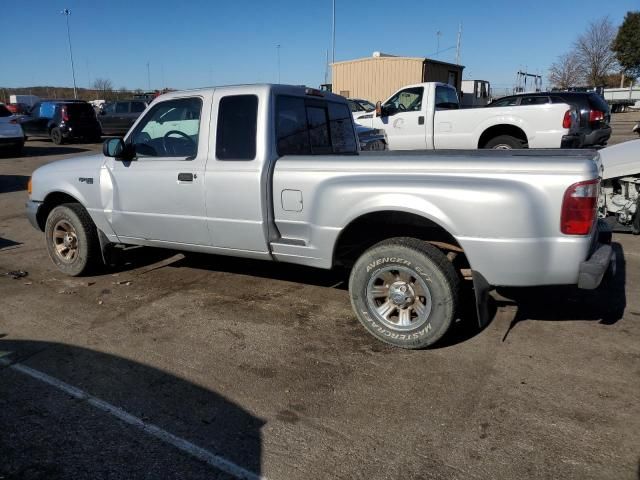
[1,115,639,479]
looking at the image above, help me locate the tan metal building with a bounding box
[332,52,465,103]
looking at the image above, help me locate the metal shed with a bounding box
[332,52,465,103]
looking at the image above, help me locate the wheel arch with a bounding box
[478,124,528,148]
[35,191,83,231]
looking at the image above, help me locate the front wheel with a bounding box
[348,238,460,349]
[44,203,102,276]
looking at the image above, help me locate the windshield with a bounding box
[65,103,96,118]
[357,100,375,112]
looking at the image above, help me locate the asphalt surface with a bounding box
[1,117,639,479]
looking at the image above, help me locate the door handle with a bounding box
[177,173,193,182]
[418,116,425,125]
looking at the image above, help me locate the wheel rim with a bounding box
[493,144,512,150]
[52,130,60,143]
[366,266,432,331]
[52,220,79,263]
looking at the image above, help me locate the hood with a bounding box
[34,153,106,175]
[599,139,640,179]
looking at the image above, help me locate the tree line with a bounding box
[1,78,146,104]
[548,11,640,89]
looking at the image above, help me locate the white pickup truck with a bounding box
[355,82,583,150]
[26,84,614,349]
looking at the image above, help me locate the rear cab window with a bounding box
[276,95,357,156]
[216,95,258,160]
[434,86,459,110]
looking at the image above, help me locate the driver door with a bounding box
[107,94,212,246]
[371,86,427,150]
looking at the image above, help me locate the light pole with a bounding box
[146,62,151,91]
[61,9,78,99]
[276,44,281,83]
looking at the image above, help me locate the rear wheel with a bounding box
[50,127,64,145]
[44,203,102,276]
[348,237,460,349]
[484,135,525,149]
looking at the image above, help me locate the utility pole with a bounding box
[455,23,462,65]
[276,44,281,83]
[331,0,336,65]
[146,62,151,91]
[61,9,78,99]
[324,49,329,85]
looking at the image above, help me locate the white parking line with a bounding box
[8,362,266,480]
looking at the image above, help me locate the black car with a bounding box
[21,100,102,145]
[98,100,148,136]
[488,92,611,147]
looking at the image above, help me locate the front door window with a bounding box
[129,97,202,158]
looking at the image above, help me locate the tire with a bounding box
[44,203,101,276]
[50,127,64,145]
[484,135,525,149]
[348,237,460,349]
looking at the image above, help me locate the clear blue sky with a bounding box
[1,0,637,92]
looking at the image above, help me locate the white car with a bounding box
[0,103,25,155]
[598,139,640,234]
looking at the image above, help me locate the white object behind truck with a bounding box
[10,95,40,107]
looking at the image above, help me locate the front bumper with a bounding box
[25,200,42,231]
[577,222,615,289]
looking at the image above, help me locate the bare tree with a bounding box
[573,17,618,86]
[548,52,583,89]
[92,78,113,94]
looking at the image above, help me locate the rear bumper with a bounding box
[577,222,614,289]
[583,126,612,147]
[560,133,584,148]
[60,124,102,139]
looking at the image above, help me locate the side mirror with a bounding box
[103,138,134,161]
[375,101,382,117]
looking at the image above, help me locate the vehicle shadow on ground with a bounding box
[21,145,92,157]
[114,247,490,347]
[0,175,30,193]
[497,242,626,339]
[0,338,264,479]
[0,237,22,250]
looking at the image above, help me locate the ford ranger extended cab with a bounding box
[355,82,583,150]
[26,84,614,349]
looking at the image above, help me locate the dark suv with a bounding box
[488,92,611,146]
[21,100,102,144]
[98,100,148,136]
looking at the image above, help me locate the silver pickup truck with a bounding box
[26,84,615,349]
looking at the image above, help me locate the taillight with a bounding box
[27,177,32,195]
[589,110,604,122]
[61,106,69,122]
[562,110,572,129]
[560,179,599,235]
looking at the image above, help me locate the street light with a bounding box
[60,9,78,99]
